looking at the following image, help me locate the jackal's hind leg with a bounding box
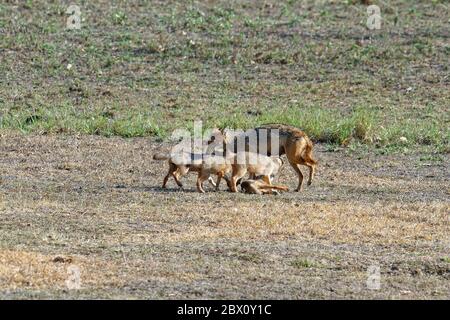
[307,164,315,186]
[172,170,183,188]
[289,161,304,192]
[231,172,246,193]
[262,175,272,185]
[196,171,210,193]
[214,172,223,191]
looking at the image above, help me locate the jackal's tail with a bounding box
[152,152,170,161]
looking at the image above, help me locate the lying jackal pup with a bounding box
[241,179,289,195]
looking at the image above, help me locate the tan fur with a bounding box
[152,152,170,161]
[241,179,289,195]
[153,152,216,189]
[195,152,282,193]
[213,124,317,192]
[229,152,283,193]
[258,123,317,191]
[153,129,225,189]
[195,154,233,193]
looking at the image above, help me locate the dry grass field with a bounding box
[0,0,449,299]
[0,132,448,299]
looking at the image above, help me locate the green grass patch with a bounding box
[1,103,448,153]
[257,106,377,144]
[0,0,448,154]
[290,258,319,269]
[0,106,167,138]
[211,105,449,152]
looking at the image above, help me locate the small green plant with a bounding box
[291,258,318,269]
[112,11,127,25]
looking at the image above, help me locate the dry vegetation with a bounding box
[0,0,449,299]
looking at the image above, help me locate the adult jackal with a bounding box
[255,123,317,191]
[211,124,317,192]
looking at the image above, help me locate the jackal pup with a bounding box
[153,152,216,189]
[196,152,283,193]
[229,152,283,193]
[240,179,289,195]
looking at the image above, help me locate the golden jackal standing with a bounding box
[212,124,317,192]
[258,124,317,191]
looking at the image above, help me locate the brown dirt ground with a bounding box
[0,132,449,299]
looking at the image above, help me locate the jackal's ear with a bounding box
[217,127,235,143]
[211,127,222,135]
[273,156,284,166]
[206,128,222,144]
[278,157,286,169]
[211,126,226,136]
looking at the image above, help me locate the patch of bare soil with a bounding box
[0,133,448,299]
